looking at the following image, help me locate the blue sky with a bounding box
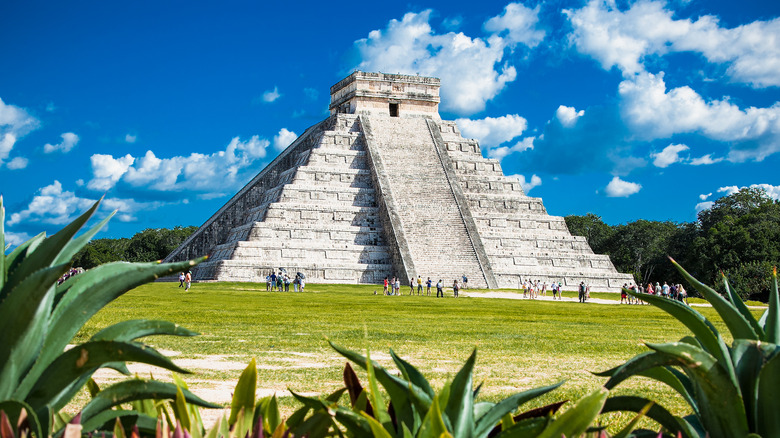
[2,0,780,245]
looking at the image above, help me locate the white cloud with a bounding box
[87,135,273,194]
[699,192,712,201]
[6,157,28,170]
[0,97,39,166]
[4,230,32,247]
[483,2,545,47]
[273,128,298,151]
[88,154,135,191]
[125,133,137,143]
[695,201,714,212]
[689,154,724,166]
[652,143,689,168]
[355,9,532,114]
[262,87,281,103]
[717,183,780,201]
[555,105,585,127]
[487,136,535,161]
[605,176,641,197]
[43,132,79,154]
[8,181,96,226]
[509,173,542,194]
[455,114,527,147]
[565,0,780,87]
[718,185,740,196]
[619,72,780,161]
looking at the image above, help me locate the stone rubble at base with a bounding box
[164,72,634,292]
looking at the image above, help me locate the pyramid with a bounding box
[164,72,633,291]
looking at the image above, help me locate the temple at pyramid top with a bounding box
[330,71,441,118]
[165,71,633,291]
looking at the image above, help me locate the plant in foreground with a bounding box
[0,197,215,437]
[598,258,780,438]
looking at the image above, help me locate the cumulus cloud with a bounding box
[4,230,32,247]
[43,132,79,154]
[7,180,158,228]
[619,72,780,161]
[6,157,28,170]
[652,143,689,168]
[483,2,545,47]
[695,201,714,212]
[8,181,96,226]
[455,114,527,147]
[488,136,534,161]
[717,183,780,201]
[566,0,780,87]
[0,97,39,166]
[87,135,273,195]
[555,105,585,127]
[689,154,723,165]
[125,134,137,143]
[262,87,281,103]
[605,176,641,197]
[509,173,542,193]
[699,192,712,201]
[354,7,544,114]
[273,128,298,151]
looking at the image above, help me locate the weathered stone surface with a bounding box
[164,71,634,291]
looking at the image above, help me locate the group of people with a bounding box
[383,275,467,298]
[266,271,305,292]
[57,267,84,285]
[521,279,566,300]
[178,271,192,291]
[621,282,688,305]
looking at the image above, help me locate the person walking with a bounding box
[409,278,414,295]
[184,271,192,292]
[426,277,432,296]
[417,275,423,295]
[578,281,586,303]
[436,279,443,297]
[453,279,460,298]
[384,277,389,295]
[178,272,185,288]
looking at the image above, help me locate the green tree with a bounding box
[72,225,198,267]
[71,237,130,269]
[564,213,614,254]
[606,220,682,285]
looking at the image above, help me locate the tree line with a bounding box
[565,187,780,300]
[73,225,198,269]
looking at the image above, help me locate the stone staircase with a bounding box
[362,116,488,286]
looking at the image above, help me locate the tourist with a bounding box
[417,275,423,295]
[678,284,688,305]
[300,277,305,292]
[266,272,271,291]
[436,279,443,297]
[426,277,432,296]
[462,274,468,289]
[646,282,654,295]
[284,274,290,292]
[551,282,558,300]
[384,277,389,295]
[453,279,460,298]
[178,272,185,288]
[541,281,547,297]
[410,278,414,295]
[277,273,283,291]
[185,271,192,292]
[270,272,277,291]
[521,279,528,298]
[395,278,401,295]
[662,282,670,298]
[621,284,628,304]
[578,281,586,303]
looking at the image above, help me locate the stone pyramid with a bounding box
[164,72,633,291]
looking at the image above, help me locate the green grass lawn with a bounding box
[78,281,761,428]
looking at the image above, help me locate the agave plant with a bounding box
[291,341,613,438]
[597,258,780,438]
[0,197,217,437]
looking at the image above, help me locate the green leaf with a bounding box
[611,400,653,438]
[229,359,257,426]
[5,199,100,294]
[647,342,749,438]
[731,339,780,431]
[79,379,219,427]
[91,320,199,342]
[0,262,69,399]
[756,349,780,437]
[537,387,608,438]
[444,349,476,438]
[473,381,563,438]
[722,274,765,338]
[360,413,394,438]
[390,349,435,399]
[173,385,192,432]
[765,268,780,343]
[627,288,734,380]
[0,196,5,291]
[2,232,45,302]
[0,399,42,438]
[24,341,191,411]
[17,257,206,398]
[493,417,549,438]
[671,259,759,340]
[365,348,393,435]
[601,396,695,438]
[417,396,450,438]
[53,207,113,267]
